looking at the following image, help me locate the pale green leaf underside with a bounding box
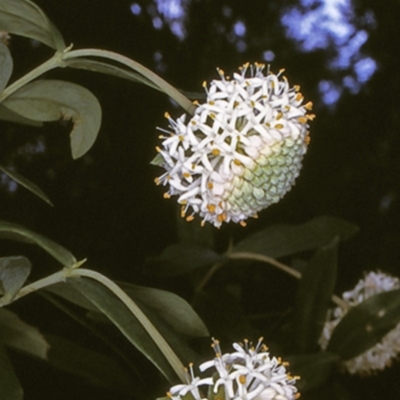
[0,256,31,300]
[3,80,102,159]
[0,344,23,400]
[0,42,12,93]
[0,0,65,50]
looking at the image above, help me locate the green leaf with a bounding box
[45,334,136,396]
[293,238,338,353]
[0,164,53,206]
[65,58,160,90]
[0,220,76,267]
[3,80,102,159]
[0,256,31,301]
[0,308,49,359]
[66,276,179,382]
[0,104,43,125]
[0,0,65,50]
[286,352,339,391]
[233,216,358,258]
[119,282,209,337]
[0,344,23,400]
[327,289,400,360]
[0,42,12,93]
[146,243,224,277]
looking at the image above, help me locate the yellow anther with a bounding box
[294,85,301,92]
[209,100,215,105]
[192,100,200,105]
[186,215,194,222]
[179,199,187,205]
[183,172,191,178]
[307,113,316,120]
[207,182,214,189]
[191,120,197,125]
[252,213,259,219]
[279,68,285,74]
[250,100,255,107]
[304,101,313,110]
[245,80,251,86]
[209,112,216,119]
[217,213,227,222]
[233,101,239,108]
[155,146,162,152]
[297,116,308,124]
[178,135,184,141]
[295,393,301,399]
[265,122,271,127]
[163,192,170,199]
[240,220,247,227]
[243,62,250,68]
[295,93,304,101]
[275,123,284,129]
[276,112,283,120]
[270,81,275,88]
[154,177,161,185]
[202,80,207,88]
[217,68,225,76]
[200,220,206,227]
[180,206,186,218]
[207,204,216,213]
[238,375,246,385]
[233,159,242,166]
[305,135,311,145]
[212,148,221,156]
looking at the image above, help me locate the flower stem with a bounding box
[227,251,347,309]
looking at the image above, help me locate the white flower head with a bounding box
[154,63,314,228]
[320,271,400,375]
[167,338,300,400]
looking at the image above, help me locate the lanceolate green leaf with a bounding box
[0,220,76,267]
[2,80,102,159]
[0,42,12,93]
[0,308,49,360]
[293,238,338,353]
[0,344,23,400]
[0,165,53,206]
[66,276,179,382]
[0,0,65,50]
[327,289,400,360]
[119,282,209,337]
[233,216,358,258]
[0,256,31,301]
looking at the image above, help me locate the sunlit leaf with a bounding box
[0,104,43,125]
[0,344,23,400]
[0,164,53,206]
[66,276,179,382]
[0,0,65,50]
[65,58,160,90]
[0,256,31,301]
[45,334,136,396]
[233,216,358,258]
[119,282,209,337]
[293,238,338,353]
[0,220,76,267]
[0,42,12,92]
[327,289,400,360]
[0,308,49,359]
[146,243,224,277]
[3,80,102,159]
[286,352,338,391]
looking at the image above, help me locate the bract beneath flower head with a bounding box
[155,63,314,227]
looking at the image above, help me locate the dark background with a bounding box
[1,0,400,398]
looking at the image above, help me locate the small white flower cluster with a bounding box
[320,271,400,375]
[167,338,300,400]
[154,63,313,227]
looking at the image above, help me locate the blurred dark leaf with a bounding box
[176,211,214,248]
[0,256,31,301]
[66,276,179,382]
[0,0,65,50]
[0,164,53,206]
[327,289,400,360]
[233,216,358,258]
[119,282,209,337]
[293,238,338,353]
[146,243,224,277]
[3,80,102,159]
[45,334,135,396]
[0,104,43,125]
[0,308,49,360]
[0,344,23,400]
[287,352,339,392]
[0,42,12,92]
[0,220,76,267]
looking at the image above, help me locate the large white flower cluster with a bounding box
[167,338,300,400]
[320,271,400,375]
[155,63,313,227]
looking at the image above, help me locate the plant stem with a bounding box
[71,268,186,382]
[227,251,348,310]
